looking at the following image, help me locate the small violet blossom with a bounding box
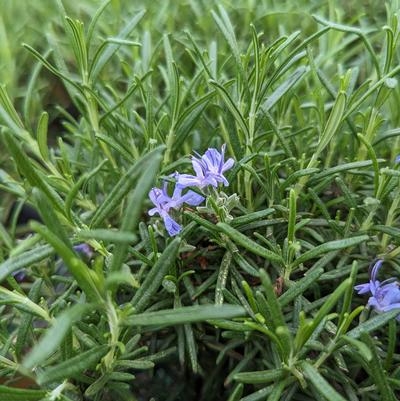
[74,243,93,259]
[355,260,400,318]
[148,179,204,236]
[148,145,234,236]
[177,144,234,189]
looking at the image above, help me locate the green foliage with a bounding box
[0,0,400,400]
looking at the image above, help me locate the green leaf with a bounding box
[215,251,232,305]
[361,333,397,401]
[90,9,146,79]
[86,0,111,49]
[310,160,383,183]
[33,188,71,248]
[346,309,400,339]
[131,237,181,312]
[77,229,137,244]
[22,43,84,95]
[339,261,358,326]
[279,268,324,307]
[291,236,368,268]
[313,15,381,78]
[0,285,49,320]
[287,188,297,244]
[184,320,198,373]
[15,279,43,358]
[357,133,380,195]
[209,80,249,141]
[217,223,284,265]
[296,279,350,350]
[301,361,347,401]
[228,383,243,401]
[90,145,165,228]
[259,269,285,330]
[125,304,246,326]
[0,85,25,130]
[31,222,102,302]
[110,146,163,271]
[267,378,291,401]
[262,67,307,112]
[95,133,135,162]
[211,5,244,80]
[340,335,372,362]
[36,111,49,161]
[0,385,47,401]
[372,225,400,240]
[234,369,285,384]
[65,160,107,222]
[0,245,54,283]
[230,208,275,227]
[37,345,109,385]
[115,359,154,370]
[240,385,272,401]
[185,211,222,233]
[23,303,94,369]
[174,91,215,149]
[4,131,65,213]
[314,91,346,157]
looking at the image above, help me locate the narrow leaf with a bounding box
[125,305,246,326]
[23,303,94,369]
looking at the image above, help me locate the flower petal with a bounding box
[176,174,202,188]
[381,303,400,312]
[192,158,205,178]
[370,259,383,282]
[181,190,205,206]
[148,188,160,205]
[222,157,234,173]
[163,214,182,236]
[203,148,220,171]
[148,207,159,216]
[354,283,371,295]
[172,182,183,199]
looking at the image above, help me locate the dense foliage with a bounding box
[1,0,400,400]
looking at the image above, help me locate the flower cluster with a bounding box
[355,260,400,319]
[148,145,234,236]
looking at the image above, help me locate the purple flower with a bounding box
[395,155,400,164]
[74,243,93,259]
[148,180,204,236]
[177,144,234,189]
[354,260,383,295]
[12,269,26,282]
[355,260,400,317]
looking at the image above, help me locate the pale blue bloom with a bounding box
[355,260,400,317]
[177,144,234,189]
[148,179,204,236]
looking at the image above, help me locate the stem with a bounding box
[294,154,318,196]
[103,295,120,370]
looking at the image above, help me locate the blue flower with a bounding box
[354,260,383,295]
[177,144,234,189]
[355,260,400,317]
[148,179,204,236]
